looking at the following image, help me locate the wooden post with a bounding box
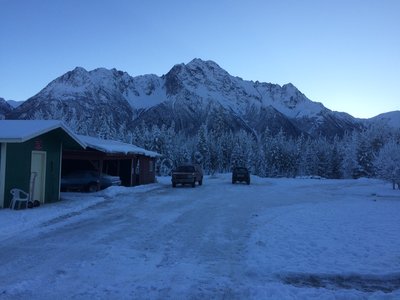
[130,158,134,186]
[98,159,103,191]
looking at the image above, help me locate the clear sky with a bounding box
[0,0,399,118]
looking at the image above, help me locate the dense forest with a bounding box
[103,120,400,187]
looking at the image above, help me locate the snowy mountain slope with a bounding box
[368,111,400,129]
[7,68,137,137]
[7,59,362,138]
[6,99,24,108]
[0,97,13,119]
[154,58,361,136]
[162,59,325,118]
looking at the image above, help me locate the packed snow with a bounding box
[1,174,399,299]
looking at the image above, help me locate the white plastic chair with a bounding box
[9,188,30,210]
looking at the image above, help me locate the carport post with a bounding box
[131,158,135,186]
[130,158,134,186]
[98,159,104,190]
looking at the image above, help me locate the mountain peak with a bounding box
[185,58,227,75]
[163,58,233,96]
[187,58,221,68]
[71,66,88,74]
[282,82,295,89]
[90,67,118,82]
[282,82,301,96]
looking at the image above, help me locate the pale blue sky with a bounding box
[0,0,399,118]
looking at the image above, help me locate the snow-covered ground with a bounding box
[1,175,399,299]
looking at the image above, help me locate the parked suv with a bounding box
[172,165,203,188]
[232,167,250,185]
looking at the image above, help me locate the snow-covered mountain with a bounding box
[7,59,363,137]
[7,100,24,108]
[7,67,136,136]
[368,111,400,129]
[0,97,13,119]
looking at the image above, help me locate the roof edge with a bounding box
[58,122,86,149]
[0,120,86,149]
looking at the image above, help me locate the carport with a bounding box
[62,135,159,187]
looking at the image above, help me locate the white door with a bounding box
[31,151,46,203]
[0,143,6,208]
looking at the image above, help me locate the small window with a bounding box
[149,160,154,173]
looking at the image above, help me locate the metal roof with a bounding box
[0,120,160,158]
[0,120,85,147]
[78,135,160,158]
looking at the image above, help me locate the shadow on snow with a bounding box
[279,273,400,293]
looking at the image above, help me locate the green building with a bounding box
[0,120,84,208]
[0,120,159,209]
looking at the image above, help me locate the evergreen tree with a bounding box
[374,139,400,188]
[341,132,358,178]
[208,130,221,174]
[315,136,333,178]
[329,139,342,179]
[230,141,245,169]
[355,134,374,177]
[220,130,234,172]
[196,124,210,171]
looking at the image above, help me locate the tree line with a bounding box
[115,121,400,186]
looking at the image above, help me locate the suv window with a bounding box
[176,166,195,172]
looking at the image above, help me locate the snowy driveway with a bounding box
[1,175,400,299]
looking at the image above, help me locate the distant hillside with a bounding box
[7,100,24,108]
[369,111,400,129]
[0,97,13,119]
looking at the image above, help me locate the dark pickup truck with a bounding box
[232,167,250,185]
[172,165,203,188]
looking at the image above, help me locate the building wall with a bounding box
[2,130,63,208]
[137,156,156,185]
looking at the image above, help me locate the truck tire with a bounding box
[87,183,99,193]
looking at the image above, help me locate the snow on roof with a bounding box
[0,120,85,147]
[77,135,160,157]
[0,120,159,158]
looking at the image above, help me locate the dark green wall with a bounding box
[3,129,69,208]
